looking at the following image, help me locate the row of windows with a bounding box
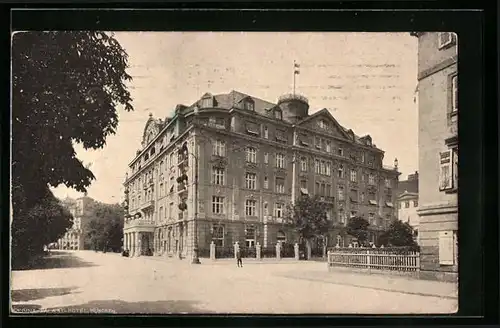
[399,200,419,209]
[212,196,284,217]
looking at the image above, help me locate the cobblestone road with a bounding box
[11,250,458,314]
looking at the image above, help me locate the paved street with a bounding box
[11,250,457,314]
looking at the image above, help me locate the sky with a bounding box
[51,32,418,204]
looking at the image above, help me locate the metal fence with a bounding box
[198,248,210,258]
[261,246,276,258]
[215,246,234,259]
[327,247,420,273]
[239,246,257,258]
[280,243,295,258]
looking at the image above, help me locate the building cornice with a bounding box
[418,55,457,81]
[417,202,458,217]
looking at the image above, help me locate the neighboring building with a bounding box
[58,194,95,250]
[396,171,419,242]
[122,90,400,259]
[413,32,458,282]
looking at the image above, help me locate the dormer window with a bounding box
[274,109,283,120]
[243,100,255,111]
[318,119,328,129]
[200,95,213,108]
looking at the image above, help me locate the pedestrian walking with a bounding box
[236,248,243,267]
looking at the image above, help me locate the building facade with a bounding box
[413,32,458,281]
[396,171,419,242]
[122,90,400,259]
[58,195,95,250]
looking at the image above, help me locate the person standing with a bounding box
[236,248,243,267]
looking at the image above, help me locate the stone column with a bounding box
[276,243,281,260]
[263,216,268,247]
[130,233,134,256]
[137,232,142,257]
[294,243,299,260]
[256,242,261,260]
[124,233,128,252]
[210,241,216,260]
[234,241,239,260]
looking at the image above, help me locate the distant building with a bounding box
[412,32,458,282]
[122,89,400,259]
[58,195,95,250]
[396,171,419,243]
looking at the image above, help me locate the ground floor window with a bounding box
[277,230,286,244]
[212,224,224,246]
[245,225,256,247]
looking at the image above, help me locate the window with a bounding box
[274,109,283,120]
[338,148,344,156]
[451,75,458,113]
[213,140,226,157]
[212,196,224,214]
[300,157,308,171]
[361,153,365,163]
[169,177,174,193]
[245,199,257,216]
[159,207,164,223]
[169,202,174,219]
[325,162,331,176]
[209,117,225,129]
[212,224,224,246]
[245,172,257,190]
[350,169,357,182]
[368,213,375,225]
[244,101,255,111]
[246,147,257,163]
[170,153,175,167]
[452,148,458,189]
[338,165,344,178]
[315,137,322,149]
[212,167,225,185]
[326,141,331,153]
[315,182,320,195]
[245,225,256,247]
[318,119,327,129]
[276,153,285,168]
[321,183,326,196]
[350,189,358,203]
[338,186,345,201]
[320,161,326,175]
[275,178,285,193]
[246,122,259,135]
[264,126,269,139]
[413,200,419,207]
[405,201,410,208]
[264,176,269,189]
[160,160,164,173]
[315,159,321,174]
[360,192,365,203]
[276,130,287,143]
[300,179,307,189]
[385,178,391,188]
[439,150,453,191]
[264,152,269,164]
[201,96,213,108]
[275,203,283,218]
[159,182,164,197]
[277,231,286,243]
[368,174,375,185]
[438,32,455,49]
[338,210,346,224]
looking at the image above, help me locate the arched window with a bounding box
[277,231,286,243]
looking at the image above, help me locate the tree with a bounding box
[11,31,133,264]
[284,195,332,259]
[379,220,417,247]
[346,216,370,245]
[85,202,125,252]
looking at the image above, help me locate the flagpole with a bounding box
[293,60,296,96]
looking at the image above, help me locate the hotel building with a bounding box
[58,194,95,250]
[413,32,458,281]
[122,90,400,259]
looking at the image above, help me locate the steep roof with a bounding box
[397,178,419,196]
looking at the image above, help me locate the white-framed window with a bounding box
[264,176,269,189]
[368,174,375,185]
[245,172,257,190]
[212,224,224,246]
[169,202,174,219]
[315,159,321,174]
[326,140,331,153]
[275,203,283,218]
[277,230,286,243]
[276,153,285,168]
[338,165,344,178]
[315,137,322,149]
[246,147,257,163]
[368,213,375,225]
[245,225,256,247]
[275,177,285,193]
[325,162,331,176]
[338,185,345,201]
[438,32,455,49]
[405,201,410,208]
[264,152,269,164]
[318,119,327,129]
[159,182,164,197]
[245,199,257,216]
[413,200,419,207]
[439,150,453,191]
[350,169,357,182]
[320,161,326,175]
[385,178,391,188]
[213,140,226,157]
[451,75,458,113]
[338,210,346,224]
[212,196,224,214]
[274,109,283,120]
[264,126,269,139]
[212,167,225,185]
[244,101,255,111]
[300,157,308,171]
[300,179,307,189]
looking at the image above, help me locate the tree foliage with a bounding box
[11,188,73,268]
[379,220,417,247]
[284,195,332,240]
[11,31,133,264]
[346,216,370,244]
[85,202,124,252]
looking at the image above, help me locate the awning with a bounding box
[300,188,309,195]
[386,202,394,208]
[369,200,378,205]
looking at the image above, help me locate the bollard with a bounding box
[256,242,261,260]
[294,243,299,260]
[210,241,216,261]
[234,241,239,260]
[275,243,281,260]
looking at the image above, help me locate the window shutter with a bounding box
[439,231,455,265]
[452,149,458,189]
[439,150,453,191]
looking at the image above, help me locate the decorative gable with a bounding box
[298,109,351,140]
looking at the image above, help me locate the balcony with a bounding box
[319,196,335,203]
[124,218,155,230]
[140,200,155,211]
[177,183,188,194]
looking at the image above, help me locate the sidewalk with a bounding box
[132,255,304,265]
[278,267,458,299]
